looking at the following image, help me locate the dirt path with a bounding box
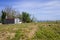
[27,25,38,39]
[20,24,38,40]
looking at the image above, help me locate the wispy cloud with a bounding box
[0,0,60,20]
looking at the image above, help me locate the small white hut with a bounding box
[3,17,22,24]
[15,18,22,24]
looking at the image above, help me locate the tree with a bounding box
[4,7,16,18]
[31,16,37,22]
[22,12,31,23]
[1,10,6,24]
[17,14,22,21]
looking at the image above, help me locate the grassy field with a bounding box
[0,22,60,40]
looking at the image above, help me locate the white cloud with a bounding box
[14,1,60,14]
[12,0,60,20]
[12,1,60,8]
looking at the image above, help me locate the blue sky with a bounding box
[0,0,60,21]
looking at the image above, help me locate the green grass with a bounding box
[11,29,23,40]
[33,23,60,40]
[0,22,60,40]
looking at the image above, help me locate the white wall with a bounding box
[14,18,22,24]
